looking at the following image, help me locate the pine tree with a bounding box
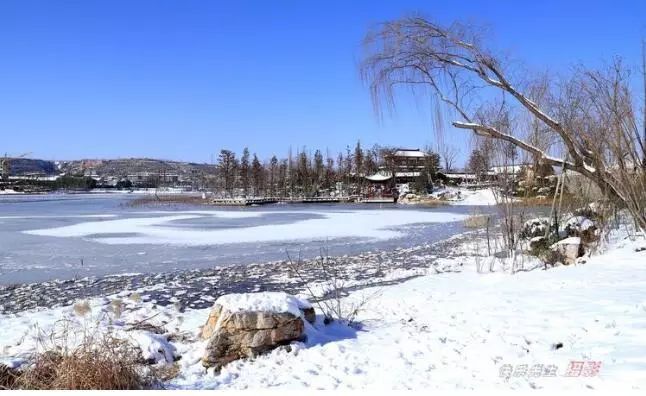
[313,149,324,192]
[278,159,288,198]
[325,153,335,191]
[354,140,364,176]
[240,147,250,196]
[251,153,263,196]
[297,149,310,196]
[269,155,278,197]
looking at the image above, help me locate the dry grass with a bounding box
[411,197,449,206]
[515,194,582,208]
[129,292,142,303]
[463,214,490,228]
[0,364,19,390]
[109,299,124,318]
[72,301,91,317]
[6,324,160,390]
[126,194,206,208]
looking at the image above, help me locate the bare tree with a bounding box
[217,150,237,198]
[361,15,646,231]
[438,144,458,172]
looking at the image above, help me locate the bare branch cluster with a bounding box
[361,15,646,230]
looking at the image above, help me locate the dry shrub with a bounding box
[9,326,158,390]
[72,301,91,317]
[0,364,20,390]
[150,363,181,382]
[285,250,379,326]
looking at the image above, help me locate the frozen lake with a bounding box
[0,194,483,284]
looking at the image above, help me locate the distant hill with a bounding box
[59,158,217,177]
[5,157,217,177]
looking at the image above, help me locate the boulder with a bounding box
[200,292,313,369]
[550,237,583,265]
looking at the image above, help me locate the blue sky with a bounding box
[1,1,644,165]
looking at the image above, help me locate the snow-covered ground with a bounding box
[450,188,498,206]
[2,228,645,390]
[430,187,499,206]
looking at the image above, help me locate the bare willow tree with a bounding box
[361,15,646,231]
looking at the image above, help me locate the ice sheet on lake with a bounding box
[0,214,118,219]
[24,209,468,246]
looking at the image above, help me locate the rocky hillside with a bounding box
[58,158,217,177]
[3,158,57,176]
[4,157,217,177]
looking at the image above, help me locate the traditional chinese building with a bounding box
[365,148,430,185]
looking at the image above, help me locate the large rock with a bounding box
[550,237,583,265]
[200,292,314,369]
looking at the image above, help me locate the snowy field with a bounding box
[1,228,645,390]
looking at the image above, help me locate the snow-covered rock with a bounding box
[200,292,312,369]
[520,217,550,239]
[550,237,583,265]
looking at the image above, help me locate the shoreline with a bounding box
[0,230,479,315]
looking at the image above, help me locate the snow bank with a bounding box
[452,188,498,205]
[214,292,311,316]
[433,187,498,206]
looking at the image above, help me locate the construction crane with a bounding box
[1,152,32,182]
